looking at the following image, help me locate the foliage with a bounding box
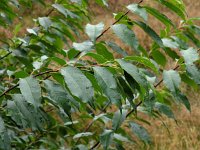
[0,0,200,149]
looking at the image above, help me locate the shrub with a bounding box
[0,0,200,149]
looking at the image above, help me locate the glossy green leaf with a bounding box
[163,70,181,93]
[85,52,107,63]
[61,66,94,103]
[73,41,94,52]
[125,56,158,74]
[52,4,78,18]
[134,21,164,48]
[93,67,121,107]
[158,0,186,20]
[106,41,128,57]
[85,22,104,41]
[144,6,174,26]
[38,17,52,30]
[127,4,148,21]
[95,42,114,60]
[44,80,78,117]
[100,129,113,150]
[154,102,174,118]
[117,59,148,90]
[19,76,41,108]
[111,24,139,51]
[181,47,199,64]
[112,109,127,131]
[0,116,11,150]
[73,132,93,139]
[129,122,151,144]
[151,50,167,66]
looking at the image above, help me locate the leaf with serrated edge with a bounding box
[61,66,94,103]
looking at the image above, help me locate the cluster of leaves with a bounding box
[0,0,200,149]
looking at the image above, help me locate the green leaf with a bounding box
[52,4,78,18]
[158,0,186,20]
[85,22,104,41]
[111,24,139,51]
[8,94,48,130]
[44,80,78,117]
[154,102,174,119]
[112,109,127,131]
[61,66,94,103]
[129,122,151,144]
[124,56,158,74]
[73,132,93,139]
[117,59,148,90]
[181,47,199,64]
[185,64,200,85]
[127,3,148,21]
[151,50,167,66]
[144,6,174,27]
[106,41,128,57]
[174,92,191,111]
[38,17,52,30]
[134,21,164,48]
[19,76,41,108]
[73,41,94,52]
[163,70,181,93]
[113,133,131,143]
[0,116,11,150]
[100,129,113,150]
[162,38,179,49]
[93,67,122,107]
[95,42,114,60]
[85,52,107,63]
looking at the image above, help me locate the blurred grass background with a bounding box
[1,0,200,149]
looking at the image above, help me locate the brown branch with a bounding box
[0,51,12,61]
[0,70,58,97]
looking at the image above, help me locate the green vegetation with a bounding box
[0,0,200,149]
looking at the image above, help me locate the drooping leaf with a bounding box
[163,70,181,93]
[129,122,151,144]
[61,66,94,103]
[106,41,128,57]
[38,17,52,30]
[117,59,148,91]
[52,4,78,18]
[162,38,179,49]
[133,21,164,48]
[112,109,127,131]
[111,24,139,51]
[154,102,175,119]
[181,47,199,64]
[95,42,114,60]
[127,3,148,21]
[85,22,104,41]
[0,116,11,150]
[93,67,122,107]
[124,56,158,74]
[151,50,167,66]
[85,52,107,63]
[73,41,94,52]
[158,0,186,20]
[100,129,114,150]
[44,80,79,117]
[144,6,174,27]
[19,76,41,108]
[185,64,200,85]
[73,132,93,139]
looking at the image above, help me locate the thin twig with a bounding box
[0,51,12,61]
[0,70,58,97]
